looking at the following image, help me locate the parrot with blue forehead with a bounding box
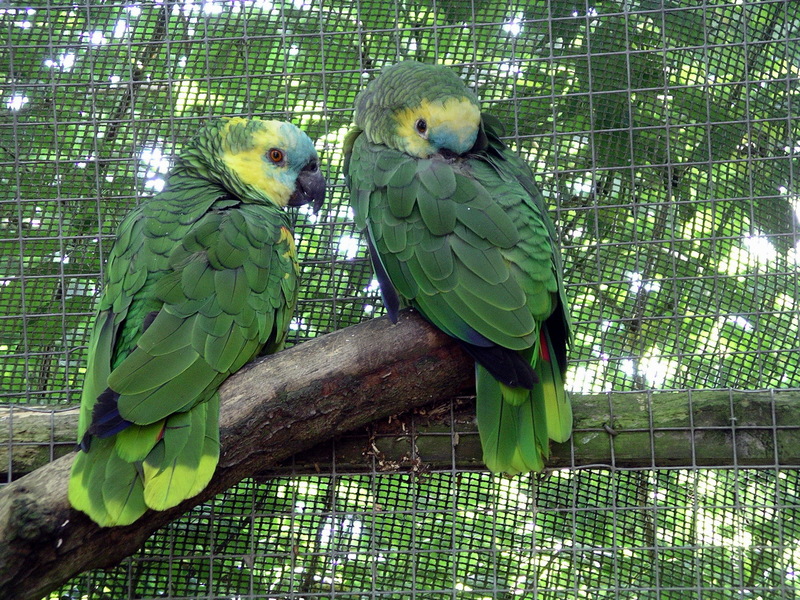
[344,61,571,474]
[69,117,325,526]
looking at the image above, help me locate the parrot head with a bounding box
[180,117,326,212]
[354,61,482,159]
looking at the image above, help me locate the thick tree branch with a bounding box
[0,310,472,600]
[5,389,800,476]
[1,310,799,600]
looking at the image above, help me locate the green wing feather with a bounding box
[69,185,300,527]
[69,118,322,527]
[346,98,571,475]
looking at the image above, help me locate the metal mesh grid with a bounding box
[1,0,799,597]
[56,462,800,599]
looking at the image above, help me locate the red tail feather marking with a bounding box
[539,331,550,362]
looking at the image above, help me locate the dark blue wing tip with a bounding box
[86,387,134,440]
[365,232,401,323]
[77,434,91,453]
[460,342,537,389]
[382,286,401,324]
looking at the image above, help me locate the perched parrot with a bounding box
[344,61,571,474]
[68,117,325,526]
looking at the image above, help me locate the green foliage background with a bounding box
[1,0,798,597]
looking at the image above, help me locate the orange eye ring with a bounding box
[268,148,285,164]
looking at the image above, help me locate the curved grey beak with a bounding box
[288,161,326,214]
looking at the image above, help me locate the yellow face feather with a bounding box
[393,97,481,158]
[219,118,294,207]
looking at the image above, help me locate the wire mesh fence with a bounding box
[1,0,799,597]
[54,467,800,599]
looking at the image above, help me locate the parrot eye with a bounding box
[415,118,428,137]
[267,148,285,164]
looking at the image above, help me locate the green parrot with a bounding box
[68,117,325,526]
[344,61,571,474]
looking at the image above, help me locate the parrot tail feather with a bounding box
[535,328,572,443]
[475,364,546,474]
[69,437,147,527]
[474,332,572,475]
[475,366,516,473]
[70,397,221,526]
[143,395,220,511]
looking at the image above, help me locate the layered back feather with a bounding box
[69,118,323,526]
[344,62,571,474]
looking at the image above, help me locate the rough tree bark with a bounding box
[4,390,800,476]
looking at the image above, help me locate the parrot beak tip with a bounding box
[289,163,326,213]
[312,194,325,214]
